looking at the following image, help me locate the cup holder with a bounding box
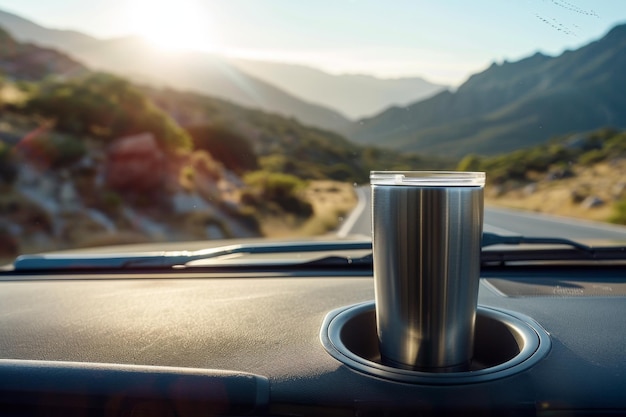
[320,302,551,384]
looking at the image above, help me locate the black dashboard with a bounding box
[1,263,625,416]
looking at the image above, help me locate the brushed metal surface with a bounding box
[372,184,483,370]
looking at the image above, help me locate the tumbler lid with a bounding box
[370,171,485,187]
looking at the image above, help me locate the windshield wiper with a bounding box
[303,233,626,266]
[480,233,626,264]
[9,233,626,272]
[480,233,590,250]
[11,241,372,271]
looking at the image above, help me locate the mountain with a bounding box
[0,9,95,50]
[0,27,87,80]
[0,9,350,132]
[349,23,626,157]
[228,59,446,119]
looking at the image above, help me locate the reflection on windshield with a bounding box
[0,1,625,263]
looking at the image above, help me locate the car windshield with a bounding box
[1,0,626,265]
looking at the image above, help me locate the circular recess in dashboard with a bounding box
[320,301,551,385]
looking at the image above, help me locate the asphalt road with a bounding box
[338,186,626,242]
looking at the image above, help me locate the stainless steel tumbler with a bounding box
[371,171,485,371]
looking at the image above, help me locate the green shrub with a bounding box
[17,133,85,170]
[245,171,305,196]
[609,199,626,225]
[602,132,626,159]
[457,154,483,172]
[243,171,313,217]
[578,149,606,166]
[101,190,123,215]
[186,125,258,173]
[323,163,358,182]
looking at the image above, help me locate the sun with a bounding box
[126,0,215,52]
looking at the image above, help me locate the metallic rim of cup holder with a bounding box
[320,301,551,385]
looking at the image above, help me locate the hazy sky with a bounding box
[0,0,625,85]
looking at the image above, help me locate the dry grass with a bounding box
[486,159,626,222]
[260,180,357,238]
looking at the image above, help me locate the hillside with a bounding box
[0,29,453,260]
[142,86,452,182]
[0,9,351,132]
[458,128,626,225]
[349,24,626,157]
[0,69,256,258]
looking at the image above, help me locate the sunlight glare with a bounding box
[127,0,215,52]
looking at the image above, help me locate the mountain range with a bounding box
[348,23,626,157]
[0,9,444,130]
[2,7,625,159]
[228,59,445,119]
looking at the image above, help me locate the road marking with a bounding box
[337,186,367,238]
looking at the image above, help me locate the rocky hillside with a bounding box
[0,29,453,261]
[0,112,261,260]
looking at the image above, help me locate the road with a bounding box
[338,186,626,242]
